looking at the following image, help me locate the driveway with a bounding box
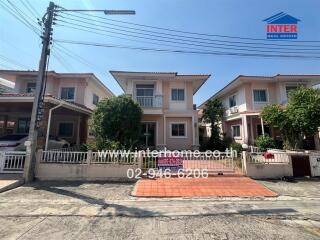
[133,177,277,197]
[0,179,319,239]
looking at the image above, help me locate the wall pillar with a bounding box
[242,115,248,144]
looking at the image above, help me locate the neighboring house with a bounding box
[110,71,210,150]
[0,70,113,148]
[199,74,320,148]
[0,77,15,93]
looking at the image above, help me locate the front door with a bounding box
[142,122,156,148]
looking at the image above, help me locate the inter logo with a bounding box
[263,12,300,39]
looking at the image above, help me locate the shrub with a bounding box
[255,135,276,152]
[230,142,243,154]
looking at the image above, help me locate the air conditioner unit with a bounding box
[230,106,239,114]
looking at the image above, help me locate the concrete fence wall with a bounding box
[242,151,293,179]
[35,150,141,181]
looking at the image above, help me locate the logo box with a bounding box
[263,12,300,39]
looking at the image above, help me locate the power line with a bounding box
[0,54,32,69]
[55,20,320,55]
[55,39,320,60]
[68,10,320,43]
[25,0,41,18]
[0,1,41,35]
[58,11,320,48]
[19,0,39,20]
[53,43,107,74]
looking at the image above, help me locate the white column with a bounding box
[260,117,265,136]
[192,115,195,146]
[242,115,248,144]
[76,116,80,145]
[163,115,166,146]
[250,117,254,144]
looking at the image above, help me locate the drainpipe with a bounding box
[45,103,63,150]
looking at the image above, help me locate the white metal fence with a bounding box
[248,151,290,164]
[142,152,235,173]
[40,150,138,165]
[0,151,26,173]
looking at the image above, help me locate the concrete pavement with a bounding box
[0,180,319,239]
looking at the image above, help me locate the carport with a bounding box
[0,93,92,149]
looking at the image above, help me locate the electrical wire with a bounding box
[58,11,320,48]
[54,39,320,60]
[61,9,320,43]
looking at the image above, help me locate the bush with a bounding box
[255,135,276,152]
[222,135,233,149]
[92,95,143,150]
[230,142,243,154]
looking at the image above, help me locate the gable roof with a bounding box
[0,70,114,96]
[110,70,210,95]
[199,74,320,109]
[263,12,300,24]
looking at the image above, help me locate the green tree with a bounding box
[261,86,320,149]
[201,99,225,150]
[92,95,143,149]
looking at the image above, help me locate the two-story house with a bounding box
[110,71,210,150]
[199,74,320,148]
[0,70,113,148]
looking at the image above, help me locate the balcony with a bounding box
[135,95,163,108]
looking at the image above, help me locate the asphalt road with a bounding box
[0,179,319,240]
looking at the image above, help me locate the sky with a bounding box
[0,0,320,105]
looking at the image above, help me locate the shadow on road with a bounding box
[32,182,159,218]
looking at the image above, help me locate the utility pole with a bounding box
[23,2,55,182]
[23,2,135,183]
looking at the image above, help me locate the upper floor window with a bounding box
[92,94,99,105]
[171,89,185,101]
[229,95,236,107]
[136,84,154,96]
[26,82,36,93]
[60,87,75,101]
[253,89,267,102]
[171,123,186,137]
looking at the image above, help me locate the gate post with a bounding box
[87,150,92,165]
[137,151,143,169]
[242,151,248,175]
[0,152,4,173]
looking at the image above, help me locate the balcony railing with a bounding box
[135,95,163,108]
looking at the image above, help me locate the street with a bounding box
[0,179,319,239]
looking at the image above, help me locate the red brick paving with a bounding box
[133,177,277,197]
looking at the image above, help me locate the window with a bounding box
[229,95,236,107]
[26,82,36,93]
[58,123,73,137]
[136,84,154,96]
[171,123,186,137]
[17,118,30,133]
[253,89,267,102]
[232,125,241,138]
[92,94,99,105]
[171,89,185,101]
[60,87,75,101]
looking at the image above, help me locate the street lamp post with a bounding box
[23,2,135,182]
